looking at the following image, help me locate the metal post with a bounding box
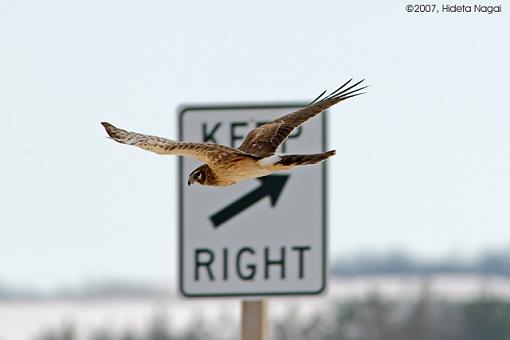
[241,300,268,340]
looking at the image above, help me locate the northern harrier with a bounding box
[102,79,366,186]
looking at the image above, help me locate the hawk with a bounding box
[101,79,366,186]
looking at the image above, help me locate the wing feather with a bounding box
[101,122,246,167]
[238,79,367,157]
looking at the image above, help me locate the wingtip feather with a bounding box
[101,122,116,138]
[101,121,128,142]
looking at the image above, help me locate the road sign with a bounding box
[178,104,328,297]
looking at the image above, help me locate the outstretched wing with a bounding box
[237,79,367,157]
[101,122,247,166]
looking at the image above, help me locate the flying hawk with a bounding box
[102,79,366,186]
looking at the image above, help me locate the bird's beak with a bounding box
[188,179,193,186]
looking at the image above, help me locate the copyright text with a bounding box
[406,4,502,14]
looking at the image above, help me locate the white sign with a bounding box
[178,104,327,297]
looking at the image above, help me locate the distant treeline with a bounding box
[2,248,510,300]
[0,280,170,301]
[34,295,510,340]
[331,248,510,276]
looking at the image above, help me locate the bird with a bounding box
[101,78,366,187]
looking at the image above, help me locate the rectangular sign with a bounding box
[178,104,327,297]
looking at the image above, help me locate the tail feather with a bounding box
[275,150,336,168]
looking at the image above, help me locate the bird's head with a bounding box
[188,165,209,186]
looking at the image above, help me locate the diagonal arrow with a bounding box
[209,174,290,228]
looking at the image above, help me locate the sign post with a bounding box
[242,300,268,340]
[178,104,329,337]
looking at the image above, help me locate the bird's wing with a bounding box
[237,79,367,157]
[101,122,247,167]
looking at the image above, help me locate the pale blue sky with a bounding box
[0,0,509,290]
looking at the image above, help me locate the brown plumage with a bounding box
[101,79,366,186]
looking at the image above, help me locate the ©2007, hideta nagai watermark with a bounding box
[406,4,502,14]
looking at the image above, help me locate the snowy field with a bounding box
[1,275,510,340]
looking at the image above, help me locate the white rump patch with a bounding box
[258,155,282,166]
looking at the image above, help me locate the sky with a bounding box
[0,0,509,290]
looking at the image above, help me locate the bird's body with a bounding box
[101,79,366,186]
[194,157,272,186]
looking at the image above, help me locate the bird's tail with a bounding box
[272,150,336,169]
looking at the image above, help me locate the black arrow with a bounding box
[209,174,290,228]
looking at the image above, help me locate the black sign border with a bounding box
[178,104,328,298]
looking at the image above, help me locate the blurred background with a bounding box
[1,0,509,339]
